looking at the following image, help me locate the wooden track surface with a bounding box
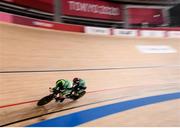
[0,22,180,126]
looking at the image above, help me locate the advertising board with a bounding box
[85,26,111,35]
[62,0,123,21]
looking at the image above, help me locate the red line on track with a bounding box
[0,86,134,109]
[0,100,38,109]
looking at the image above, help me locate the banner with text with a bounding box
[113,29,138,37]
[62,0,123,21]
[140,30,166,38]
[136,45,177,53]
[85,26,111,35]
[167,31,180,38]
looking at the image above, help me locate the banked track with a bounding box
[0,22,180,126]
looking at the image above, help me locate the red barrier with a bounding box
[0,12,84,32]
[2,0,53,13]
[0,12,13,22]
[128,8,164,25]
[0,12,179,37]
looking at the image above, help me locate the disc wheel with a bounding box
[37,94,54,106]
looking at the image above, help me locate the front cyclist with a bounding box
[51,79,72,102]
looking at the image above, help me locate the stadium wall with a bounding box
[1,0,168,26]
[0,12,84,32]
[0,12,180,38]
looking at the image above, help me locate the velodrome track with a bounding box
[0,22,180,127]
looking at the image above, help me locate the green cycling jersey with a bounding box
[73,78,86,94]
[53,78,86,97]
[53,79,72,96]
[76,79,85,87]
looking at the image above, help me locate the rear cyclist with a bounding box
[72,77,87,96]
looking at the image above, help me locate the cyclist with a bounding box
[51,79,72,102]
[72,77,87,95]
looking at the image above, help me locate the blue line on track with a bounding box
[28,92,180,127]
